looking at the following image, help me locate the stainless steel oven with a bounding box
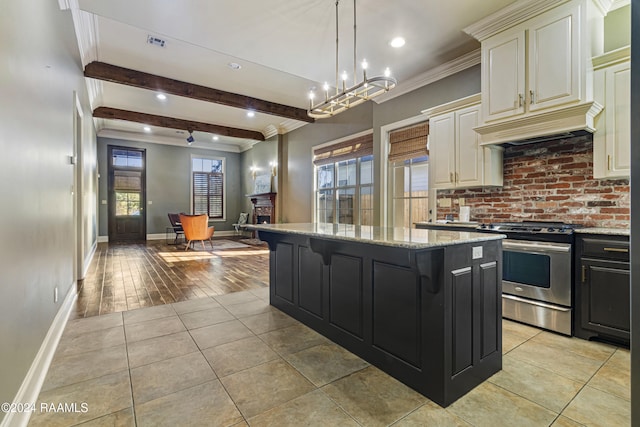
[477,221,580,335]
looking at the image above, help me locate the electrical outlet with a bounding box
[54,287,59,303]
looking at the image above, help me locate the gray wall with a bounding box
[98,137,243,235]
[605,5,631,52]
[0,0,97,413]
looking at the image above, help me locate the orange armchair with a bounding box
[179,214,215,251]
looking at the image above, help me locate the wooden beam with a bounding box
[93,107,265,141]
[85,61,314,123]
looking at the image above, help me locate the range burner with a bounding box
[477,221,582,235]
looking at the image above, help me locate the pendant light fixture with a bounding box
[307,0,397,119]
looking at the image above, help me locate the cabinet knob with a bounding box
[530,90,535,104]
[450,172,454,183]
[518,94,523,107]
[581,265,586,283]
[607,155,611,171]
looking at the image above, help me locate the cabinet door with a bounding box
[581,259,630,340]
[482,30,525,122]
[605,62,631,176]
[455,105,482,187]
[429,112,456,189]
[527,4,580,112]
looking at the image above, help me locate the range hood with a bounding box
[475,101,603,146]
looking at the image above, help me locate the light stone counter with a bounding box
[246,222,504,249]
[575,228,630,236]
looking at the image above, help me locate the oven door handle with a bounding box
[502,240,571,253]
[502,294,571,312]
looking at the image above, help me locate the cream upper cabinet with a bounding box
[482,2,581,122]
[467,0,609,145]
[593,47,631,179]
[425,96,503,190]
[482,30,526,121]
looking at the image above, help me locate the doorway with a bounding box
[107,145,146,242]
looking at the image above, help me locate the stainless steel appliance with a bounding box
[476,221,581,335]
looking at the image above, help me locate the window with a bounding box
[387,122,430,228]
[112,149,143,217]
[314,133,373,225]
[192,156,225,219]
[390,156,429,227]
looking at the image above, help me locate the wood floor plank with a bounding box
[71,239,269,319]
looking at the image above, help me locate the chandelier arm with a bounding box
[353,0,356,86]
[335,0,339,94]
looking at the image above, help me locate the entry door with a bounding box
[108,146,146,241]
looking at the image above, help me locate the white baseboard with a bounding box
[1,284,77,427]
[82,240,97,279]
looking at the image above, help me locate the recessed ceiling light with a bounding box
[156,93,167,101]
[143,126,151,132]
[247,110,255,118]
[212,135,219,141]
[390,37,406,48]
[228,62,242,70]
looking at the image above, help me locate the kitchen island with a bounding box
[247,223,504,406]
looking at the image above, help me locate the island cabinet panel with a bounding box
[451,266,473,375]
[480,262,500,358]
[372,262,420,368]
[297,245,323,318]
[274,242,294,303]
[258,228,502,407]
[329,254,364,338]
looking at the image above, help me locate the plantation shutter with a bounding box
[193,171,224,218]
[388,122,429,162]
[208,172,223,218]
[313,133,373,166]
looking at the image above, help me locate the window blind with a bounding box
[388,122,429,162]
[313,133,373,166]
[193,171,223,218]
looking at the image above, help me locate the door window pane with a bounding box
[112,149,143,168]
[317,164,334,189]
[115,192,141,216]
[360,186,373,226]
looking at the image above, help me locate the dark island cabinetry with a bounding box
[252,224,503,407]
[575,234,630,344]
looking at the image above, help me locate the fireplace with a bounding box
[249,192,276,225]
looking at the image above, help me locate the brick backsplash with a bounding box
[436,135,630,228]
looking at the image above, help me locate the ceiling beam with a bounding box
[85,61,314,123]
[93,107,266,141]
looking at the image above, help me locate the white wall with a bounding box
[0,0,97,415]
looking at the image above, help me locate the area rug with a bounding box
[239,238,268,246]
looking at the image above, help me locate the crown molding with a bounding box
[464,0,570,41]
[464,0,613,41]
[97,128,249,153]
[373,49,481,105]
[610,0,629,10]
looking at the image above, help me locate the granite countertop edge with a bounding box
[574,227,630,236]
[246,223,505,249]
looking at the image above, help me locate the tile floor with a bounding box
[29,289,630,427]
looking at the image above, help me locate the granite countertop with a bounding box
[574,227,630,236]
[246,223,505,249]
[414,221,480,229]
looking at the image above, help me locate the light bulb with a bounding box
[361,59,368,70]
[341,71,348,81]
[384,67,391,77]
[323,82,330,92]
[309,91,315,100]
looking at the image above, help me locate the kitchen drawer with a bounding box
[579,237,629,262]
